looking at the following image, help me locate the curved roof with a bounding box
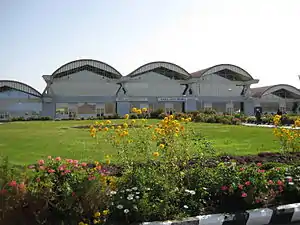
[0,80,42,97]
[191,64,253,81]
[52,59,122,79]
[127,61,191,80]
[251,84,300,98]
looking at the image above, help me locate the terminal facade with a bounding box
[1,59,300,119]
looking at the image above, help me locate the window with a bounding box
[165,103,174,113]
[204,103,212,110]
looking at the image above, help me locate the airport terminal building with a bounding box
[1,59,300,119]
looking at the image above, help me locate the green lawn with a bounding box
[0,120,280,165]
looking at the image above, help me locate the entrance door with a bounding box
[165,103,174,114]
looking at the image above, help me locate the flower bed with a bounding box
[0,109,299,225]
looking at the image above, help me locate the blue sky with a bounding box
[1,0,300,92]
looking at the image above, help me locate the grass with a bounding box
[0,120,280,165]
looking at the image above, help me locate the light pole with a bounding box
[228,88,233,115]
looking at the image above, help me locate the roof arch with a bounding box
[127,61,191,80]
[0,80,42,97]
[191,64,253,81]
[251,84,300,98]
[51,59,122,79]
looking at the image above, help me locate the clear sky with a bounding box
[1,0,300,92]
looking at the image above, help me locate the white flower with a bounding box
[146,188,151,191]
[110,191,117,195]
[117,204,123,209]
[132,187,138,191]
[124,209,129,214]
[136,196,140,199]
[136,192,140,195]
[190,190,196,195]
[127,194,134,200]
[185,189,196,195]
[126,189,131,192]
[183,205,188,209]
[133,205,138,210]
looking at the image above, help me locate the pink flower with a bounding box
[36,178,40,182]
[73,160,78,164]
[245,181,251,186]
[81,162,87,167]
[55,157,61,161]
[268,180,274,185]
[88,176,96,181]
[58,165,66,171]
[276,168,280,171]
[38,159,45,165]
[8,180,17,187]
[66,159,73,163]
[221,186,228,191]
[239,167,244,171]
[47,156,52,159]
[48,169,55,173]
[64,170,71,174]
[257,169,265,173]
[257,163,262,167]
[256,199,261,203]
[28,165,35,169]
[241,192,247,197]
[279,186,284,192]
[287,177,293,182]
[39,166,45,170]
[238,184,244,190]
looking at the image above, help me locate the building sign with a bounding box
[157,97,187,102]
[116,97,148,102]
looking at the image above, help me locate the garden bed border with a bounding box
[140,203,300,225]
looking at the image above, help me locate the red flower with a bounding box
[221,186,228,191]
[238,184,244,190]
[73,160,79,164]
[38,159,45,165]
[245,181,251,186]
[0,189,7,195]
[81,162,87,167]
[72,192,76,197]
[257,163,262,167]
[88,176,96,181]
[239,167,244,171]
[256,199,262,203]
[36,178,41,182]
[277,180,283,186]
[257,169,265,173]
[8,180,17,187]
[66,159,73,163]
[241,192,247,197]
[287,177,293,182]
[55,157,61,161]
[276,168,280,171]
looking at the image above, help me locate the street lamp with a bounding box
[228,88,233,115]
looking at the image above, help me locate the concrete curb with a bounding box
[141,203,300,225]
[241,123,300,129]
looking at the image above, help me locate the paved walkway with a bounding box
[242,123,300,130]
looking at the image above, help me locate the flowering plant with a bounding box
[273,115,300,152]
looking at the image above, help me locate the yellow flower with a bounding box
[105,120,112,124]
[153,151,159,157]
[102,209,110,215]
[159,143,165,149]
[142,107,148,112]
[131,119,136,124]
[93,219,100,224]
[124,114,129,119]
[136,109,142,114]
[103,127,109,131]
[141,118,146,123]
[127,139,133,143]
[117,125,122,130]
[169,115,174,120]
[94,212,101,217]
[131,108,137,113]
[78,222,85,225]
[123,123,128,128]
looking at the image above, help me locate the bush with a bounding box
[150,109,164,119]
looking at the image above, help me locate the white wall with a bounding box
[49,70,119,96]
[124,71,185,96]
[192,74,244,97]
[0,90,42,115]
